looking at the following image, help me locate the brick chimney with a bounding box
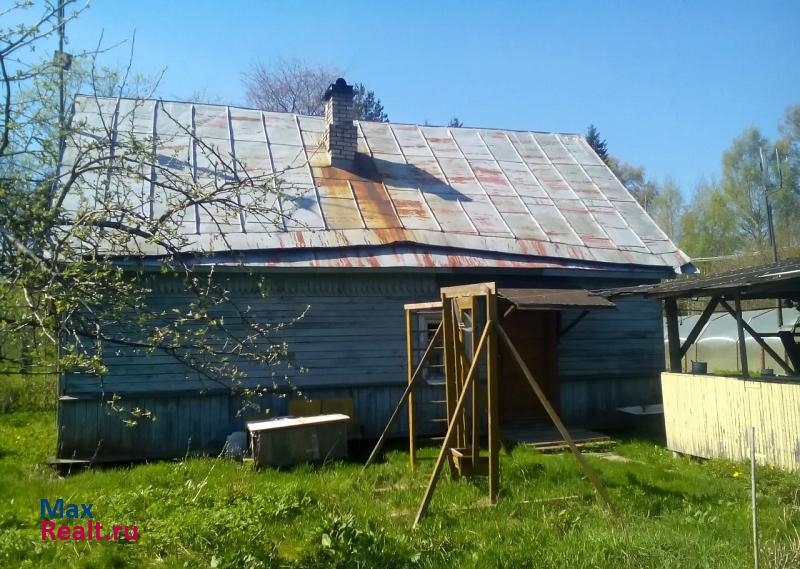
[323,78,357,167]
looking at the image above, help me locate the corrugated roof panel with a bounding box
[479,130,522,162]
[533,133,576,164]
[350,180,401,229]
[193,104,229,140]
[524,202,582,245]
[496,161,547,198]
[557,135,603,165]
[405,154,448,184]
[234,140,272,177]
[318,195,363,229]
[554,199,609,241]
[614,201,670,241]
[263,112,302,146]
[420,126,462,158]
[604,225,647,249]
[450,129,493,159]
[436,157,484,196]
[501,212,548,240]
[385,187,439,230]
[116,99,155,134]
[157,102,193,136]
[297,115,325,133]
[468,160,517,197]
[422,192,476,233]
[460,199,512,236]
[230,108,267,142]
[360,122,401,155]
[582,165,636,202]
[283,193,325,230]
[389,124,432,157]
[489,195,528,214]
[507,132,550,164]
[529,164,579,200]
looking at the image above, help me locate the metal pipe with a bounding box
[750,427,759,569]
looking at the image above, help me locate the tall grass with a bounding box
[1,412,799,568]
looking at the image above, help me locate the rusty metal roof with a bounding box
[64,95,692,272]
[498,288,616,310]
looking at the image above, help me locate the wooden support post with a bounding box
[664,298,682,372]
[413,320,492,528]
[365,322,443,472]
[442,296,457,435]
[470,296,479,469]
[406,309,416,469]
[680,296,719,358]
[486,292,500,504]
[494,322,617,516]
[734,295,750,378]
[777,332,800,374]
[719,299,794,376]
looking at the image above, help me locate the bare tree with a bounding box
[1,2,307,419]
[242,58,389,121]
[242,58,338,116]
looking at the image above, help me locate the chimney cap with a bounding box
[323,78,354,100]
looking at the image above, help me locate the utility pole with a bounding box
[55,2,71,168]
[760,147,783,327]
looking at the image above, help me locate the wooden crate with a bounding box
[247,414,349,468]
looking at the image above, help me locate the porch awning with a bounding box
[497,288,615,311]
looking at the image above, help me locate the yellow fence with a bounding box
[661,372,800,471]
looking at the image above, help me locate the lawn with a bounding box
[1,412,799,568]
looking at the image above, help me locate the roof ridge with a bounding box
[72,93,581,136]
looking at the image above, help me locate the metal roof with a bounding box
[63,95,692,272]
[498,288,616,310]
[604,258,800,300]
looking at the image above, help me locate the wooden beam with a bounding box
[404,301,443,311]
[734,295,749,378]
[413,320,492,528]
[494,322,617,516]
[719,299,794,376]
[406,309,416,469]
[679,296,719,358]
[470,296,479,469]
[365,322,443,472]
[487,291,500,504]
[664,298,682,372]
[778,332,800,374]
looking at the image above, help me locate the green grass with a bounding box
[1,412,799,568]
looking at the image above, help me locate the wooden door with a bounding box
[499,310,558,425]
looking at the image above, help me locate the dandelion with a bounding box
[732,470,741,479]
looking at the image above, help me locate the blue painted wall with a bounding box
[58,269,666,460]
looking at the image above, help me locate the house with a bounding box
[57,79,693,461]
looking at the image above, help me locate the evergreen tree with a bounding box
[586,124,608,162]
[353,83,388,122]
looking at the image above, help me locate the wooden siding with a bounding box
[558,296,665,425]
[662,372,800,471]
[58,271,668,459]
[58,385,445,459]
[64,274,439,395]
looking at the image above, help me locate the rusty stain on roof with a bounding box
[65,95,692,272]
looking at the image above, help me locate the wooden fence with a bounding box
[661,372,800,471]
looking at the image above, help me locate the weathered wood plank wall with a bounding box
[59,270,668,459]
[662,372,800,471]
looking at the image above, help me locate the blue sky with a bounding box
[67,0,799,197]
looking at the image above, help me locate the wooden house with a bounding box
[57,79,692,461]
